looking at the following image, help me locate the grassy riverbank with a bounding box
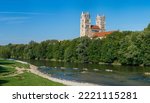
[0,59,64,86]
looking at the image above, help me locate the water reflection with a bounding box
[24,60,150,86]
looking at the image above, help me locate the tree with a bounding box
[26,41,39,59]
[0,46,11,58]
[144,24,150,31]
[0,23,150,66]
[76,37,90,63]
[53,41,61,61]
[137,31,150,65]
[118,32,143,65]
[100,31,124,63]
[87,39,101,63]
[46,40,59,59]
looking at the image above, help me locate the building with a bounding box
[80,12,91,37]
[80,12,113,38]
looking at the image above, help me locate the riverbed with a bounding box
[24,60,150,86]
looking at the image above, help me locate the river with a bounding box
[24,60,150,86]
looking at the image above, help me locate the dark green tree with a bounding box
[0,46,11,58]
[87,39,101,63]
[76,37,90,63]
[144,24,150,31]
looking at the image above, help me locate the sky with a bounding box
[0,0,150,45]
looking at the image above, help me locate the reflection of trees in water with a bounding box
[25,59,150,73]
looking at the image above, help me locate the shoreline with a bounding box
[29,64,99,86]
[14,60,99,86]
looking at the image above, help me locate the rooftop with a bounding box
[91,25,100,30]
[94,31,114,38]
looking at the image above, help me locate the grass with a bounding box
[0,66,16,77]
[0,72,64,86]
[0,59,64,86]
[0,59,15,65]
[12,62,30,69]
[0,59,30,69]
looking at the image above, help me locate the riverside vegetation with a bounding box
[0,24,150,66]
[0,59,64,86]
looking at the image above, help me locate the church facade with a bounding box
[80,12,113,38]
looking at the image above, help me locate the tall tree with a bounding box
[76,37,90,63]
[87,39,101,63]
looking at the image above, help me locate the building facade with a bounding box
[96,15,105,32]
[80,12,112,38]
[80,12,91,37]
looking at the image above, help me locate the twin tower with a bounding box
[80,12,106,37]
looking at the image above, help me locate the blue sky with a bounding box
[0,0,150,45]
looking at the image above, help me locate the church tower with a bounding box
[96,15,106,32]
[80,12,91,37]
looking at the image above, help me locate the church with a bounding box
[80,12,113,39]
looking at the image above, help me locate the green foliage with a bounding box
[144,24,150,31]
[52,42,61,60]
[87,39,101,63]
[0,24,150,66]
[76,37,90,63]
[0,46,11,58]
[64,39,78,62]
[118,31,150,65]
[100,31,124,63]
[137,31,150,65]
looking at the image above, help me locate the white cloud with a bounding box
[0,16,30,24]
[0,11,54,24]
[5,20,27,24]
[0,11,54,15]
[0,11,42,15]
[0,17,30,21]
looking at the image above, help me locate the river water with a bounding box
[25,60,150,86]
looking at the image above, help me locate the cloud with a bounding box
[0,16,30,24]
[0,11,54,15]
[0,12,35,24]
[0,11,54,24]
[5,20,26,24]
[0,11,42,15]
[0,17,30,21]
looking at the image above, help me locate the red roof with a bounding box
[91,25,100,30]
[94,31,114,37]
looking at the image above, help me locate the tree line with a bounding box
[0,24,150,66]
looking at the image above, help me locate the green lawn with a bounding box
[0,65,16,77]
[0,59,30,69]
[0,59,64,86]
[0,72,64,86]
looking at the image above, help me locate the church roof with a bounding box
[91,25,100,30]
[94,31,114,37]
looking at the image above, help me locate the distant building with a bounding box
[80,12,113,38]
[80,12,91,37]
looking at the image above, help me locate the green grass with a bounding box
[0,72,64,86]
[0,65,16,77]
[0,59,15,65]
[12,62,30,69]
[0,59,64,86]
[0,59,30,69]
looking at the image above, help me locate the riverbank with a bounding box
[28,63,99,86]
[1,59,99,86]
[0,59,64,86]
